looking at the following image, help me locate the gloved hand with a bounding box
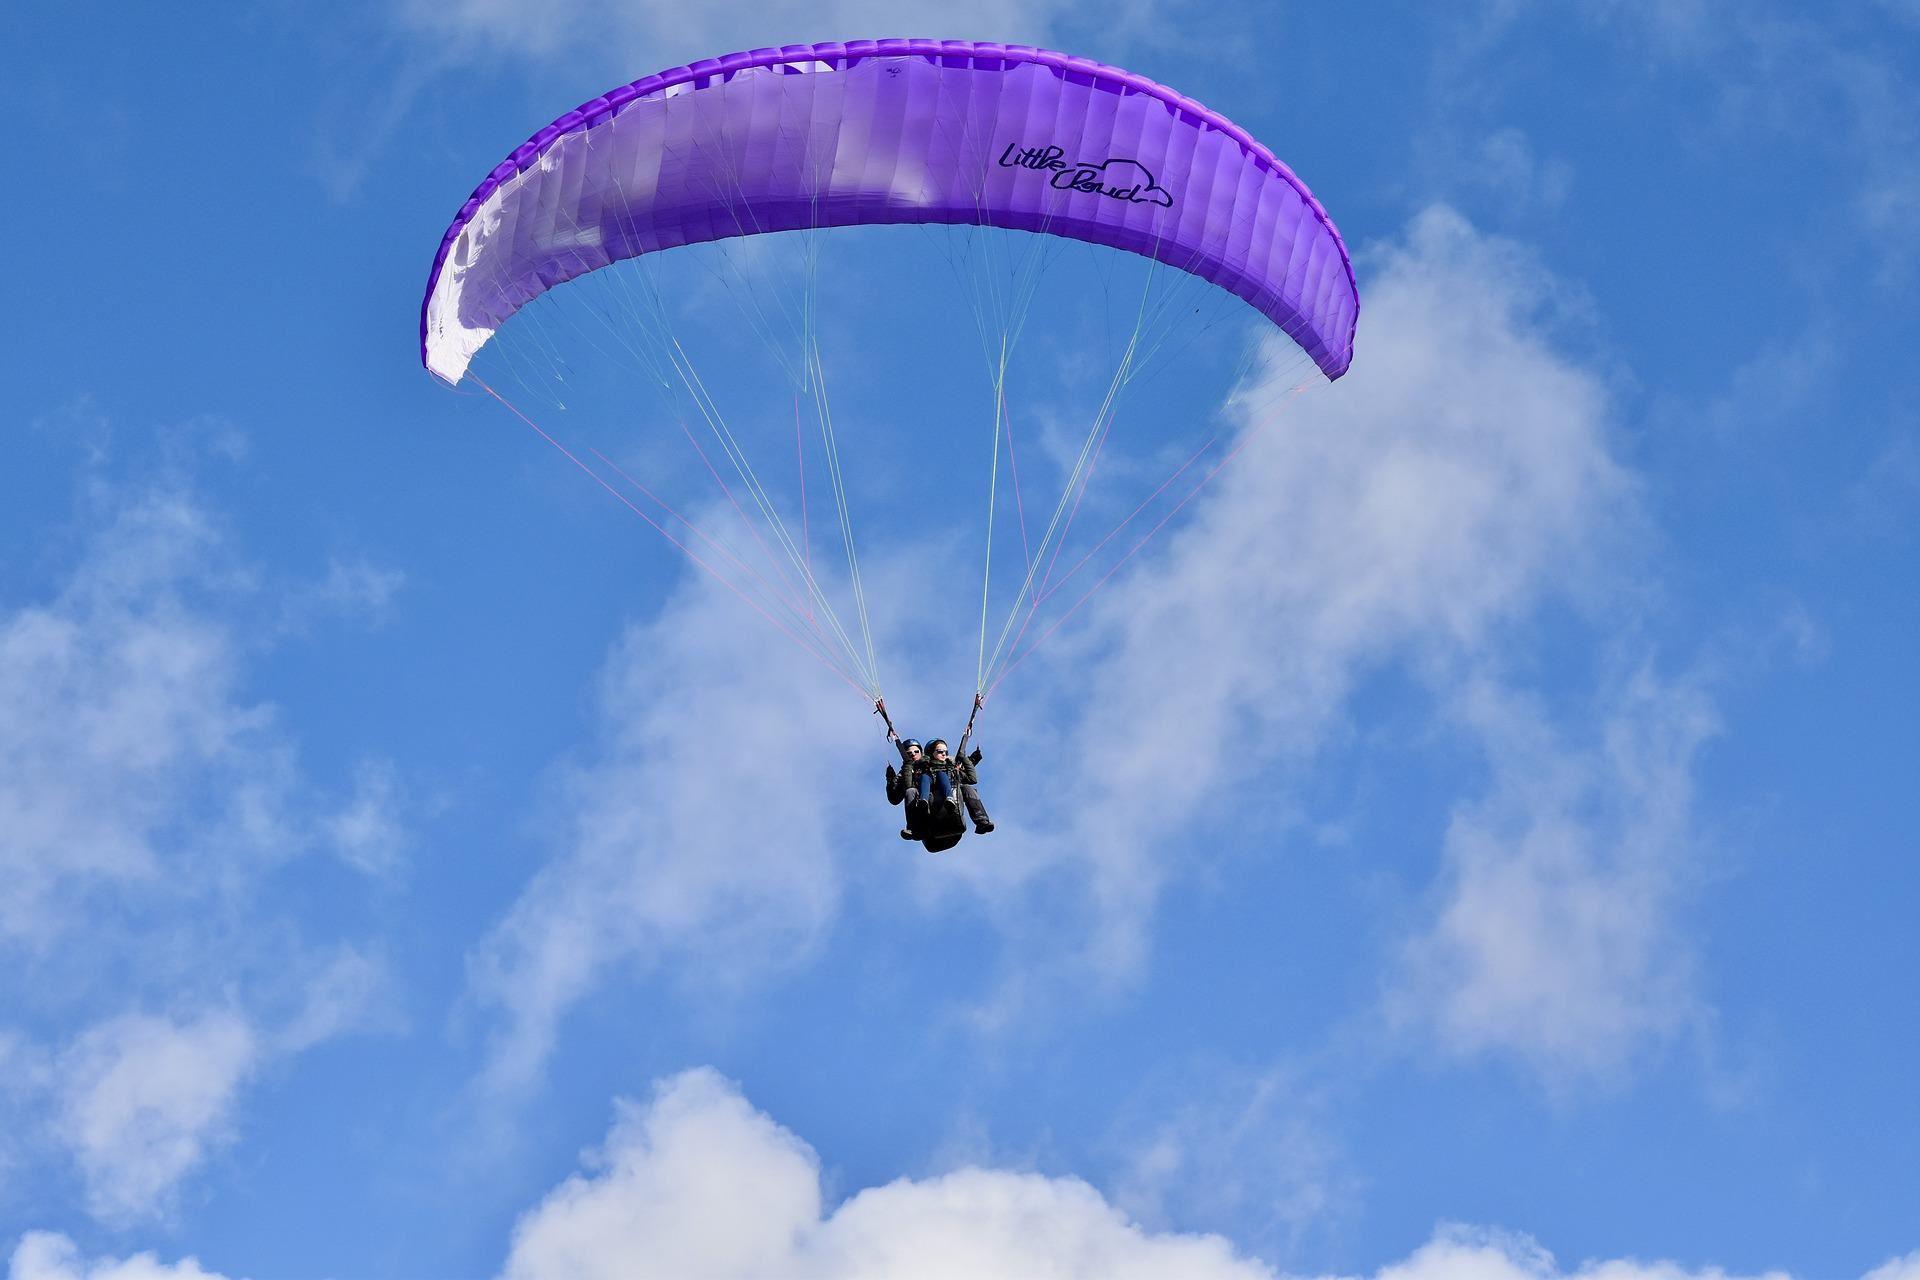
[968,748,983,765]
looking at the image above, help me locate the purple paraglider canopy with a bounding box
[421,39,1359,385]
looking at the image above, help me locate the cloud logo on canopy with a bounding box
[998,144,1176,208]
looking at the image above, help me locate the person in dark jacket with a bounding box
[953,744,994,834]
[903,738,994,835]
[886,738,923,838]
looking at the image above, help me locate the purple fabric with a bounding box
[421,39,1359,383]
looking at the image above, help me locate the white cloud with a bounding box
[54,1013,259,1228]
[500,1067,1275,1280]
[7,1233,231,1280]
[1393,670,1719,1082]
[502,1068,1890,1280]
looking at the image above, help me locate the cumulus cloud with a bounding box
[501,1068,1883,1280]
[501,1067,1274,1280]
[7,1233,232,1280]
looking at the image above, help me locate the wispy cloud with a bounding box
[323,758,409,879]
[1849,429,1920,545]
[0,484,272,952]
[275,558,405,636]
[1452,1,1920,267]
[1393,667,1719,1084]
[1470,129,1574,213]
[944,205,1641,1016]
[0,477,408,954]
[464,560,877,1095]
[1107,1061,1352,1255]
[53,1013,259,1229]
[0,452,402,1223]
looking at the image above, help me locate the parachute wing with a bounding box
[421,39,1358,386]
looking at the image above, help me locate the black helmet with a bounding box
[900,739,922,751]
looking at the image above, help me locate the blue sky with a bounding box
[2,2,1917,1278]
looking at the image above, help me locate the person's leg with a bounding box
[904,773,929,839]
[929,770,955,804]
[916,772,933,802]
[960,783,994,832]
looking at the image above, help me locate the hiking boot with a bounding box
[974,819,995,834]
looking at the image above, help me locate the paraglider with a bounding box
[881,699,992,853]
[420,39,1358,850]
